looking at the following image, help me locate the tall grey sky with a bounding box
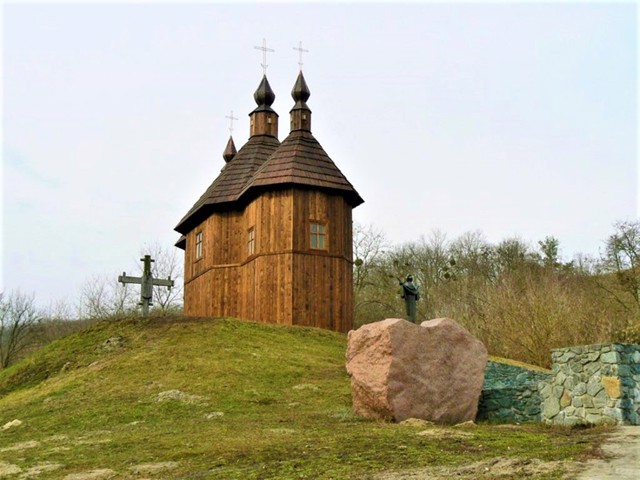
[2,2,637,308]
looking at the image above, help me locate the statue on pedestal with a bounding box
[400,275,420,324]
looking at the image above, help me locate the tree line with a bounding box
[353,220,640,367]
[2,222,639,369]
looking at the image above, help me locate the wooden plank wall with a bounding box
[290,254,353,332]
[183,188,354,333]
[291,190,352,257]
[290,190,353,332]
[248,254,294,326]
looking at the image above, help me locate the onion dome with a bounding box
[290,71,312,132]
[249,75,279,138]
[291,71,311,109]
[223,136,237,163]
[253,75,276,113]
[240,71,363,208]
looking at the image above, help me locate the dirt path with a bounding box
[574,426,640,480]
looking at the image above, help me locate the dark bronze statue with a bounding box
[400,275,420,323]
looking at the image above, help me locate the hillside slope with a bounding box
[0,316,601,479]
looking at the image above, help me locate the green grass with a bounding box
[0,316,605,479]
[488,355,552,373]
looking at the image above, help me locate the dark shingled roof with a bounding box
[174,134,280,234]
[241,130,363,207]
[174,73,363,237]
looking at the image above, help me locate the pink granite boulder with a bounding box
[346,318,488,423]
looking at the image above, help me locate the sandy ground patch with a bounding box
[63,469,115,480]
[374,457,572,479]
[0,462,22,478]
[415,428,473,439]
[155,390,207,405]
[42,434,69,443]
[74,431,112,445]
[45,446,71,453]
[292,383,319,391]
[74,438,112,446]
[129,462,178,474]
[18,463,63,479]
[0,441,40,453]
[574,426,640,480]
[398,419,434,428]
[1,420,22,431]
[204,412,224,419]
[78,430,111,437]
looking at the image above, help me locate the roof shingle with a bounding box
[241,130,363,207]
[174,134,280,234]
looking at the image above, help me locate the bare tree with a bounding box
[0,291,41,368]
[407,230,450,289]
[573,253,599,276]
[138,242,184,313]
[603,220,640,307]
[78,274,136,319]
[449,230,495,282]
[42,298,76,321]
[34,298,96,346]
[76,242,182,319]
[353,223,388,294]
[352,223,398,325]
[495,237,536,272]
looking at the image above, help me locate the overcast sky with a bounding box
[2,2,637,308]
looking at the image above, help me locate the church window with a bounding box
[195,231,203,260]
[248,227,256,256]
[310,222,327,250]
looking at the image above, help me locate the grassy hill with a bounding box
[0,316,603,479]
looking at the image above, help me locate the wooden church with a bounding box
[174,70,363,333]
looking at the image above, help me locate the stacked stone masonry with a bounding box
[477,360,551,423]
[541,343,640,426]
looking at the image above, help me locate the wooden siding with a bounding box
[290,254,353,332]
[183,188,353,333]
[250,111,279,138]
[290,190,353,332]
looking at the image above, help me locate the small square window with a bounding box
[248,227,256,256]
[195,231,203,260]
[310,222,327,250]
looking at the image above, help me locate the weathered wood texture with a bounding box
[183,188,353,332]
[250,111,279,138]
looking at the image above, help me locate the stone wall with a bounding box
[541,344,640,426]
[477,360,551,423]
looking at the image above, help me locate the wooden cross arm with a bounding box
[152,278,175,288]
[119,274,142,285]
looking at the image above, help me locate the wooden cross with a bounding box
[118,255,174,317]
[293,41,309,70]
[225,110,238,135]
[254,38,275,75]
